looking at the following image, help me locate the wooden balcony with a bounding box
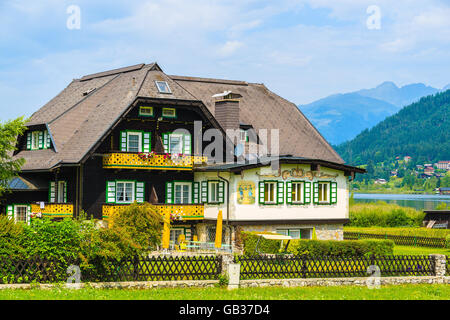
[102,203,204,221]
[30,203,74,218]
[102,152,208,171]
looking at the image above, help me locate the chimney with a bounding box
[213,91,241,134]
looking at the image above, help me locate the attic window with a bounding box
[162,108,176,118]
[155,81,171,94]
[139,106,154,117]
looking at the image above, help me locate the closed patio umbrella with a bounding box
[215,210,223,249]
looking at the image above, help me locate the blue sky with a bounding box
[1,0,449,121]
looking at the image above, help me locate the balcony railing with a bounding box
[102,203,204,221]
[102,152,208,170]
[30,203,74,218]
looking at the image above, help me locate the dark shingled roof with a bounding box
[15,62,344,171]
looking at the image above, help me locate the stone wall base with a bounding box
[0,276,448,290]
[240,276,450,288]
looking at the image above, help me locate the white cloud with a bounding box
[217,41,244,57]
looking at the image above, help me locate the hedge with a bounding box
[287,239,394,256]
[241,231,394,256]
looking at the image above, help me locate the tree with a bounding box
[0,117,27,196]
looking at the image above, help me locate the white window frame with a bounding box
[264,182,276,204]
[31,131,40,150]
[277,228,312,239]
[57,181,66,203]
[169,133,183,154]
[170,228,185,244]
[318,182,331,204]
[174,182,192,204]
[14,205,28,223]
[127,132,142,153]
[116,181,135,204]
[208,181,220,203]
[155,81,172,94]
[291,182,304,204]
[239,129,248,142]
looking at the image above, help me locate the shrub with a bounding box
[20,217,82,261]
[109,202,163,251]
[287,239,394,256]
[446,235,450,249]
[241,231,394,256]
[0,215,25,259]
[241,231,283,255]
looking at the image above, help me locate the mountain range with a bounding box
[335,89,450,165]
[299,81,449,145]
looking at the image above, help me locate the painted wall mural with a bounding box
[237,181,256,204]
[256,167,338,181]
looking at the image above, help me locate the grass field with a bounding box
[0,284,448,300]
[344,226,450,238]
[393,245,450,256]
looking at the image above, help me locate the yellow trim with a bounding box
[102,153,207,170]
[30,203,73,218]
[103,204,204,221]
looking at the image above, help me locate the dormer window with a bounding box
[26,130,51,150]
[162,108,176,118]
[155,81,171,94]
[139,106,154,117]
[240,129,248,142]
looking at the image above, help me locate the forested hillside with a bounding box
[336,90,450,165]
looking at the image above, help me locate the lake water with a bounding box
[353,193,450,211]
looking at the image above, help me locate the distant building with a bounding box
[424,166,435,174]
[404,156,411,162]
[424,164,433,167]
[374,178,387,185]
[435,161,450,170]
[390,170,398,177]
[423,210,449,229]
[416,165,423,170]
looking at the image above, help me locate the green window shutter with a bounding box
[286,181,292,204]
[26,133,32,150]
[143,132,151,153]
[120,131,127,152]
[192,182,199,204]
[304,182,311,204]
[165,181,174,204]
[218,181,225,203]
[38,131,44,149]
[45,131,51,148]
[42,131,48,149]
[27,205,31,224]
[200,181,208,203]
[330,182,338,204]
[258,181,265,204]
[277,181,284,204]
[313,182,319,204]
[6,205,13,219]
[163,133,170,153]
[136,182,145,203]
[185,228,192,241]
[106,181,116,204]
[183,134,191,155]
[63,182,68,203]
[49,182,56,203]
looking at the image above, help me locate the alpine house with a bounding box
[3,62,364,247]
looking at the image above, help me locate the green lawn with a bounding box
[0,284,448,300]
[393,245,450,256]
